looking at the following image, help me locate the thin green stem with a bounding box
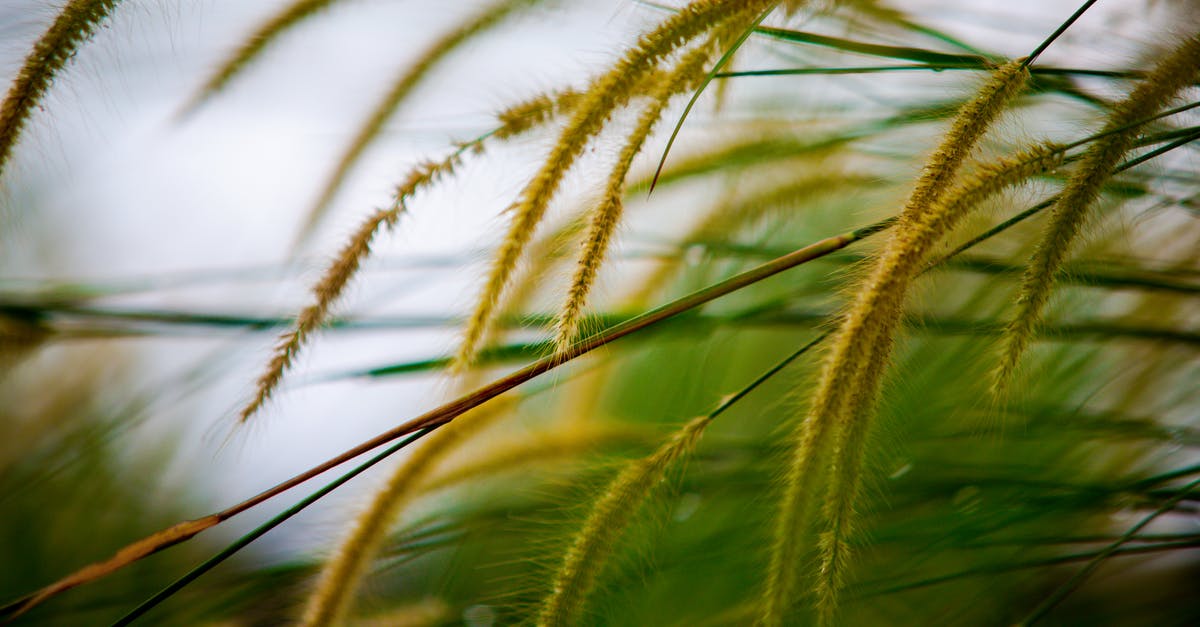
[649,9,770,193]
[109,429,434,626]
[1022,0,1101,68]
[716,65,1141,78]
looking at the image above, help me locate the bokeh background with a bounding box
[2,1,1197,625]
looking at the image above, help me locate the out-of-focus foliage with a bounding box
[1,1,1198,625]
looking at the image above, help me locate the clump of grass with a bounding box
[995,34,1200,394]
[0,0,123,181]
[6,2,1200,625]
[761,57,1030,627]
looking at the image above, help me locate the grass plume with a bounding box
[236,89,582,423]
[237,159,457,423]
[453,0,776,370]
[0,0,122,181]
[181,0,343,115]
[535,414,711,626]
[995,35,1200,394]
[553,29,726,354]
[811,144,1066,624]
[761,58,1029,627]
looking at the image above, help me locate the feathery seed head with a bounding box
[182,0,339,115]
[762,56,1039,625]
[456,0,776,369]
[536,415,711,626]
[553,33,723,354]
[995,35,1200,395]
[0,0,123,180]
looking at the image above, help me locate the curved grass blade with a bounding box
[648,8,770,194]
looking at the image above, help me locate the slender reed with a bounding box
[453,0,776,370]
[760,58,1029,627]
[995,35,1200,394]
[0,0,122,181]
[3,515,220,620]
[553,30,725,353]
